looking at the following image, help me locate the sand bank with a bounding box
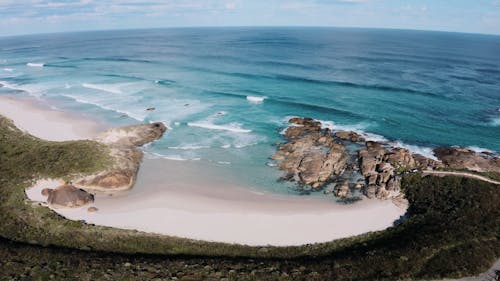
[2,94,407,246]
[0,94,104,140]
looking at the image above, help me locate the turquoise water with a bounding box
[1,28,499,193]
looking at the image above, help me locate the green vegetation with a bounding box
[0,115,499,280]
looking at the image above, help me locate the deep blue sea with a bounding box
[1,28,499,192]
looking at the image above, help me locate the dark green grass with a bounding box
[0,115,498,280]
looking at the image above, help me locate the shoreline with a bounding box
[2,93,407,246]
[0,94,107,141]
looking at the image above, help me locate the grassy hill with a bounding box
[1,115,498,280]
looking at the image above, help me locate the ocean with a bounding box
[1,27,499,193]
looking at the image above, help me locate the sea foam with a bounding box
[82,83,123,94]
[317,119,388,142]
[246,96,266,103]
[389,141,437,160]
[491,117,500,126]
[168,145,210,150]
[187,122,252,133]
[0,81,45,97]
[61,94,146,121]
[26,62,44,67]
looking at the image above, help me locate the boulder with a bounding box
[298,151,325,186]
[377,162,394,184]
[413,153,442,170]
[375,186,390,200]
[386,148,415,169]
[44,184,94,208]
[364,185,377,199]
[334,131,364,142]
[335,181,350,198]
[368,174,378,185]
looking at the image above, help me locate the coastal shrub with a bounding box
[0,115,499,280]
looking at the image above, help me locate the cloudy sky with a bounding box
[1,0,500,36]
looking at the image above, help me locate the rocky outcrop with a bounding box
[42,184,94,208]
[74,122,166,192]
[434,147,500,173]
[272,117,449,201]
[357,143,418,199]
[272,118,349,189]
[334,131,364,143]
[36,122,167,209]
[273,117,499,201]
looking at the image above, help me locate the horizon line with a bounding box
[1,25,500,39]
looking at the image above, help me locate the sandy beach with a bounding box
[2,94,407,246]
[0,94,104,141]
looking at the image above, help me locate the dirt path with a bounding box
[422,170,500,185]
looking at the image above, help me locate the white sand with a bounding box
[7,94,408,246]
[0,95,102,140]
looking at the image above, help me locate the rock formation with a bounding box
[334,131,364,143]
[75,122,166,192]
[358,143,421,199]
[434,147,500,173]
[272,117,446,200]
[37,122,166,208]
[42,184,94,208]
[272,118,349,189]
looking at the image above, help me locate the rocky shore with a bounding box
[39,122,166,209]
[272,117,500,201]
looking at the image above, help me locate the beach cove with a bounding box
[0,94,406,246]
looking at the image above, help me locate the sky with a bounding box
[0,0,500,36]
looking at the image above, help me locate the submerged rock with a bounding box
[43,184,94,208]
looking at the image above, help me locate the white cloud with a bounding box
[225,2,236,9]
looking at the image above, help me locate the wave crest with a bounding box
[246,96,266,103]
[187,122,252,133]
[26,62,44,67]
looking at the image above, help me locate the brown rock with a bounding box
[433,147,500,173]
[41,188,51,197]
[364,185,376,198]
[87,206,98,212]
[298,152,325,186]
[46,184,94,208]
[412,153,442,170]
[375,187,390,200]
[335,181,350,198]
[272,117,349,189]
[386,178,395,191]
[386,148,416,169]
[368,174,378,185]
[334,131,364,142]
[377,162,394,184]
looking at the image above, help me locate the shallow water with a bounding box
[1,27,499,193]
